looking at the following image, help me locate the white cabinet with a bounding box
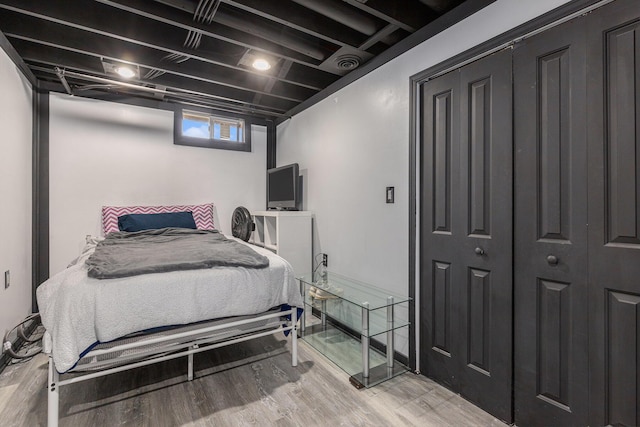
[249,211,312,276]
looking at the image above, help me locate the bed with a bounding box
[36,204,303,427]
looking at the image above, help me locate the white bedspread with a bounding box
[36,237,303,373]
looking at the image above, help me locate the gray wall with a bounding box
[0,46,33,338]
[48,93,268,275]
[276,0,575,357]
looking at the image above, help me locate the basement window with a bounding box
[174,108,251,152]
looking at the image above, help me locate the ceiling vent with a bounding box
[335,54,361,71]
[318,46,373,76]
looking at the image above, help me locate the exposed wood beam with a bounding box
[1,18,315,103]
[0,0,485,123]
[0,1,332,90]
[418,0,458,12]
[36,78,277,121]
[171,0,369,50]
[340,0,436,33]
[94,0,331,63]
[291,0,379,35]
[0,30,37,85]
[253,60,294,105]
[280,0,496,122]
[21,50,296,113]
[0,0,335,75]
[31,65,288,117]
[359,23,399,50]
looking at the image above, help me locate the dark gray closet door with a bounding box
[513,15,589,427]
[420,68,461,390]
[420,49,513,422]
[587,1,640,425]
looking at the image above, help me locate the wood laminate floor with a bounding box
[0,335,508,426]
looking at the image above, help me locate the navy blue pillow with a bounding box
[118,211,197,232]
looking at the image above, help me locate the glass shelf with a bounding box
[297,271,411,310]
[297,271,412,389]
[303,293,410,337]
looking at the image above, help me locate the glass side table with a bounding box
[297,271,411,388]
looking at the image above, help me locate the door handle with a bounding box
[546,255,559,265]
[474,247,485,256]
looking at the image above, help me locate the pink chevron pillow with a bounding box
[102,203,215,235]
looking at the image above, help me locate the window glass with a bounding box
[183,111,245,142]
[175,108,251,152]
[182,112,210,139]
[210,118,243,142]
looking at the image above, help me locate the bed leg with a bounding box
[187,345,196,381]
[48,356,59,427]
[291,307,298,367]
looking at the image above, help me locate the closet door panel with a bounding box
[432,261,452,353]
[604,21,640,245]
[536,278,571,405]
[587,1,640,425]
[537,49,572,241]
[606,292,640,426]
[457,49,512,421]
[467,267,490,371]
[513,16,588,426]
[420,70,461,389]
[433,90,454,233]
[420,49,512,422]
[467,77,492,236]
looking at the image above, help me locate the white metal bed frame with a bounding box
[46,306,298,427]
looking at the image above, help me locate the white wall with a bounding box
[276,0,574,356]
[0,48,33,337]
[49,94,267,275]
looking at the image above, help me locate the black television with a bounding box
[267,163,299,210]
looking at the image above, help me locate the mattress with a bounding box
[37,236,303,372]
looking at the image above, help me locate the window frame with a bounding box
[174,106,252,152]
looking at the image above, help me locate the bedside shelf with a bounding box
[263,243,277,252]
[249,210,312,277]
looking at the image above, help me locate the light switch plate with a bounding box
[4,270,9,289]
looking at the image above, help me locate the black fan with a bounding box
[231,206,254,241]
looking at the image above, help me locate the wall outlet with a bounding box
[386,186,395,203]
[322,253,328,267]
[4,270,9,289]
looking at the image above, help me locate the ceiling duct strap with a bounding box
[194,0,221,24]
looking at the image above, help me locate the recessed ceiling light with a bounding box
[252,58,271,71]
[115,66,136,79]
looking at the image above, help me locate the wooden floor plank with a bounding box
[0,335,508,426]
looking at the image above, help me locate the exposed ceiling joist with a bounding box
[340,0,436,32]
[0,0,490,120]
[94,0,333,66]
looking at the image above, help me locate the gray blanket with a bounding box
[86,228,269,279]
